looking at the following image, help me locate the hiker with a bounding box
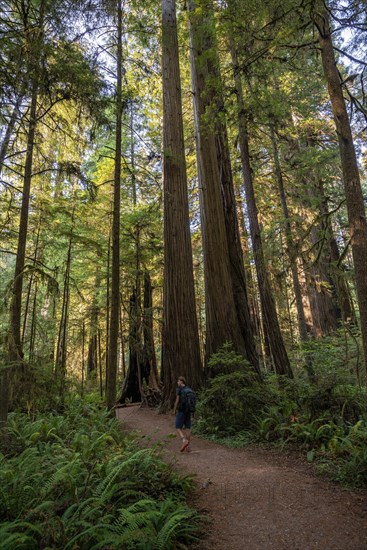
[173,376,196,452]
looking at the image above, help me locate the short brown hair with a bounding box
[178,376,186,384]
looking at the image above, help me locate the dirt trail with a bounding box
[116,405,367,550]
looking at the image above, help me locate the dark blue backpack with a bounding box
[182,387,196,413]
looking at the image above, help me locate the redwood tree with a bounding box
[106,0,123,410]
[228,35,293,378]
[161,0,202,406]
[313,3,367,377]
[188,0,260,370]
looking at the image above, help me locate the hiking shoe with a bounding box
[180,438,189,452]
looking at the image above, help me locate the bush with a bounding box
[195,345,279,436]
[195,343,367,487]
[195,370,271,435]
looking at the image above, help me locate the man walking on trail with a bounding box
[173,376,194,452]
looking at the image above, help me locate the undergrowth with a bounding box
[194,343,367,488]
[0,397,199,549]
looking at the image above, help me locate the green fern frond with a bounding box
[63,520,114,550]
[116,498,159,534]
[0,520,43,550]
[155,504,197,550]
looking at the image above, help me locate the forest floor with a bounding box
[116,405,367,550]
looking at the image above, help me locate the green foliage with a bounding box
[318,420,367,487]
[206,342,253,377]
[194,370,275,435]
[195,344,367,487]
[195,345,277,435]
[0,398,199,548]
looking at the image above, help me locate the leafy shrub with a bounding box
[318,420,367,487]
[206,342,252,377]
[195,343,367,487]
[195,370,277,436]
[195,345,279,436]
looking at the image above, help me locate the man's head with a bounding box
[177,376,186,388]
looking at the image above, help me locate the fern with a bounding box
[0,400,201,548]
[0,521,42,550]
[155,503,198,550]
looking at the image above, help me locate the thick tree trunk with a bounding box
[106,0,123,409]
[200,12,259,370]
[118,289,146,403]
[118,273,161,405]
[230,45,292,377]
[213,78,260,372]
[161,0,202,407]
[189,0,257,368]
[313,6,367,376]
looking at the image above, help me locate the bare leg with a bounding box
[185,429,191,452]
[177,428,190,451]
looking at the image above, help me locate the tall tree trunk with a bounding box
[2,1,45,425]
[119,298,126,378]
[229,42,292,377]
[106,0,123,409]
[306,213,341,337]
[118,289,146,403]
[161,0,202,407]
[188,0,257,368]
[328,234,356,324]
[303,133,355,326]
[313,5,367,376]
[55,220,73,401]
[105,234,111,386]
[143,272,160,390]
[87,261,101,379]
[236,196,263,359]
[8,60,39,360]
[284,124,342,335]
[130,101,137,205]
[22,222,41,348]
[98,328,103,398]
[81,321,85,396]
[28,280,38,362]
[212,60,259,371]
[270,125,315,380]
[198,5,259,370]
